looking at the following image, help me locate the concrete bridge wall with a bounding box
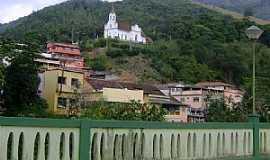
[0,117,269,160]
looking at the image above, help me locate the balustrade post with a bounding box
[79,120,91,160]
[248,114,260,160]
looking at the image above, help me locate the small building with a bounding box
[104,7,148,44]
[39,68,84,115]
[195,81,245,105]
[157,83,226,123]
[158,81,245,123]
[179,86,224,122]
[45,42,84,69]
[84,79,161,104]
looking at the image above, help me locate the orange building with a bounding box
[46,42,84,69]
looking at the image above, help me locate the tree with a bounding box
[85,54,111,71]
[206,98,248,122]
[3,47,47,116]
[67,82,84,118]
[0,38,17,91]
[81,100,166,121]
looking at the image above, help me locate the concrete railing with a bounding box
[0,116,269,160]
[90,128,253,160]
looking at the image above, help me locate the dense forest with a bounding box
[193,0,270,20]
[1,0,270,116]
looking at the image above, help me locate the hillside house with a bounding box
[36,42,84,71]
[157,83,229,123]
[195,81,244,105]
[46,42,84,69]
[38,68,84,115]
[84,79,187,122]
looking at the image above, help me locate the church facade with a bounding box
[104,9,147,44]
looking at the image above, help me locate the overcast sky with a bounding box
[0,0,119,24]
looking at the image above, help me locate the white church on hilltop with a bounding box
[104,7,149,44]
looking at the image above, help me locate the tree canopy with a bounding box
[82,100,166,121]
[0,37,48,116]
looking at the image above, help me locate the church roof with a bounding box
[118,21,131,32]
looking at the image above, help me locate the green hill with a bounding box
[193,0,270,20]
[1,0,270,108]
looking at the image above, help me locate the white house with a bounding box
[104,8,147,44]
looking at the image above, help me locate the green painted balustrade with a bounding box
[0,116,270,160]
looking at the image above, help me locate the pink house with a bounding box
[179,86,223,122]
[196,81,245,105]
[157,81,244,123]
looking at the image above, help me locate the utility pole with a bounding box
[72,27,74,44]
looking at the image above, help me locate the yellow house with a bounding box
[84,79,178,105]
[103,88,144,103]
[84,79,144,103]
[39,68,84,114]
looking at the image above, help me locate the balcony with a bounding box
[187,108,205,118]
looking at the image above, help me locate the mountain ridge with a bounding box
[193,0,270,20]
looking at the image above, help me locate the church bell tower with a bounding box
[109,5,116,23]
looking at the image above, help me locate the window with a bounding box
[70,99,76,107]
[181,98,185,102]
[58,97,67,108]
[193,97,200,102]
[71,78,80,88]
[58,77,66,84]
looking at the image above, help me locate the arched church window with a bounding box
[135,35,138,41]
